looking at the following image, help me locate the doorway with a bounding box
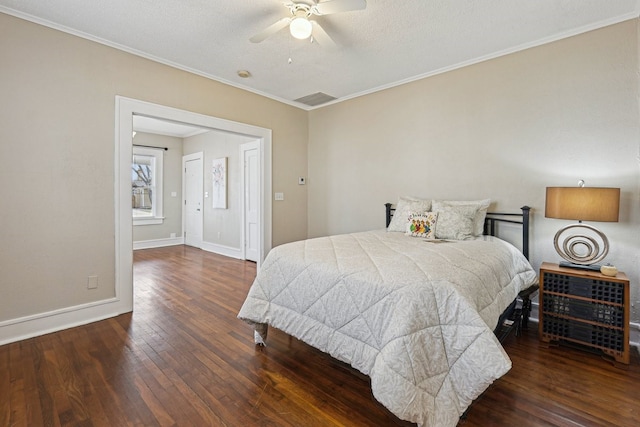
[241,142,259,262]
[183,152,203,248]
[115,96,272,314]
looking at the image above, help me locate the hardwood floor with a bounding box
[1,245,639,426]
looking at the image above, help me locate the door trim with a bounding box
[0,97,273,344]
[182,152,204,249]
[115,96,272,314]
[240,141,259,261]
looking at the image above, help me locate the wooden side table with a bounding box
[538,262,629,365]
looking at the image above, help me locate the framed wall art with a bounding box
[212,157,227,209]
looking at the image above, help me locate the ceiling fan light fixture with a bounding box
[290,16,312,39]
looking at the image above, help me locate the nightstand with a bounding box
[538,262,630,365]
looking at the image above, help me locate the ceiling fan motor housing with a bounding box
[289,3,312,17]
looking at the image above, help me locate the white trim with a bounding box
[0,298,121,346]
[240,140,260,262]
[630,322,640,353]
[530,301,540,322]
[115,98,135,316]
[2,6,636,112]
[133,239,243,258]
[133,217,164,226]
[116,96,272,267]
[182,152,204,249]
[0,97,273,346]
[133,237,184,250]
[0,6,304,110]
[201,242,244,260]
[311,13,640,110]
[132,145,164,223]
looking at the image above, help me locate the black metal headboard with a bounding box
[384,203,531,260]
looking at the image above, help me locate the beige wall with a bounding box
[1,11,639,336]
[308,21,640,323]
[0,13,308,323]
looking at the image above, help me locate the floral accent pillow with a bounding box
[405,212,438,238]
[432,199,490,236]
[387,196,432,232]
[433,205,479,240]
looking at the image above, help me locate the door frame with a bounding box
[240,141,259,261]
[182,152,204,249]
[115,96,272,313]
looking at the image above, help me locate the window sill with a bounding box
[133,217,165,226]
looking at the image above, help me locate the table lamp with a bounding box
[545,181,620,270]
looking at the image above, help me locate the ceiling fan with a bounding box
[250,0,367,46]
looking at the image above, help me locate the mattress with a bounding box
[238,230,538,426]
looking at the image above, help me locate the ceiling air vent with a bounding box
[294,92,337,107]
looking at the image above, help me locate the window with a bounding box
[132,146,164,225]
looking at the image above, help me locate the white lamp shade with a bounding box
[290,17,312,39]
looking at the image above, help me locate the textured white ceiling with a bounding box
[1,0,638,109]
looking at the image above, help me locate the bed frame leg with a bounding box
[254,323,268,346]
[517,285,539,333]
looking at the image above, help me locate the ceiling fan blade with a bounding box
[250,17,291,43]
[314,0,366,15]
[310,21,336,48]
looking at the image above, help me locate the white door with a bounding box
[183,153,203,248]
[243,143,259,262]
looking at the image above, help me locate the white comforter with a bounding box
[238,230,537,426]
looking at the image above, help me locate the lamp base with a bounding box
[553,223,610,270]
[559,261,602,271]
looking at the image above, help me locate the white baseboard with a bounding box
[0,297,129,346]
[0,238,241,346]
[133,239,243,261]
[133,236,184,250]
[201,241,243,259]
[630,322,640,353]
[4,283,635,357]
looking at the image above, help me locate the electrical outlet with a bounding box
[298,177,306,185]
[87,275,98,290]
[275,192,284,201]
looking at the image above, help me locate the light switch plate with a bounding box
[275,192,284,201]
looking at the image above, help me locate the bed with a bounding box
[238,199,538,426]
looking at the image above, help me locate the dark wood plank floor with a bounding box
[1,245,639,426]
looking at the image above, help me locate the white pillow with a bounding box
[387,197,432,232]
[433,205,479,240]
[405,212,438,239]
[432,199,490,236]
